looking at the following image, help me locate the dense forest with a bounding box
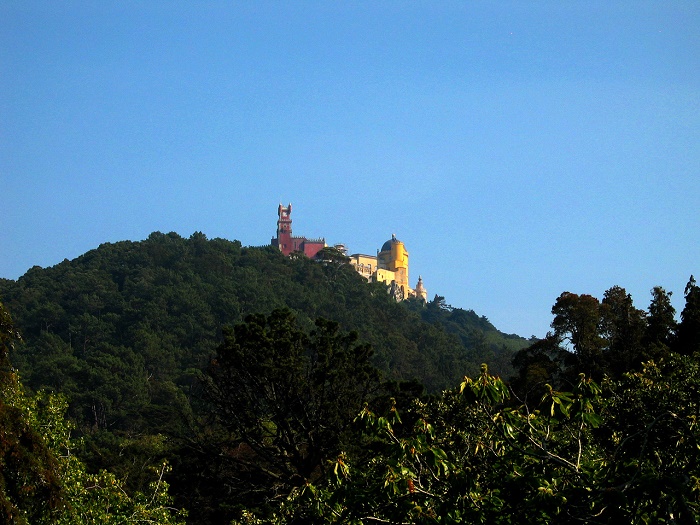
[1,232,698,523]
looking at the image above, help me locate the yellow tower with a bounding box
[377,234,409,299]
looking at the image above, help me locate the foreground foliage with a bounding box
[240,357,699,524]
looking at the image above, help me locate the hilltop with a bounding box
[0,232,526,396]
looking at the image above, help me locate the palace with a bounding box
[271,203,427,301]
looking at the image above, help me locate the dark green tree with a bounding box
[510,334,574,400]
[675,275,700,355]
[515,286,651,394]
[204,309,383,513]
[313,246,350,264]
[550,292,604,380]
[600,285,646,377]
[643,286,677,359]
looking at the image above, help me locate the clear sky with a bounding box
[1,2,699,338]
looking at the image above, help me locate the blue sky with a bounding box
[1,2,698,338]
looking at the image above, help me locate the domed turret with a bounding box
[347,230,424,304]
[381,233,400,252]
[378,234,407,272]
[377,233,409,298]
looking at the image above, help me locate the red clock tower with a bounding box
[271,203,325,257]
[275,203,293,255]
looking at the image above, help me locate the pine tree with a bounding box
[675,276,700,355]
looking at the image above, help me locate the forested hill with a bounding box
[0,231,527,521]
[0,231,525,399]
[3,232,699,524]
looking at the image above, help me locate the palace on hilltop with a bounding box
[271,203,427,302]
